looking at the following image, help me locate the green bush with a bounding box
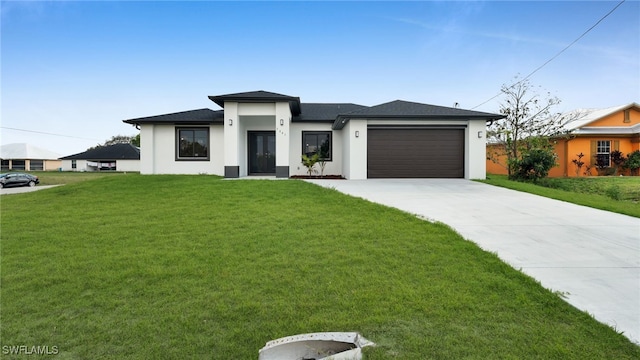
[606,185,622,200]
[626,150,640,176]
[512,148,556,182]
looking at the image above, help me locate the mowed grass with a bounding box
[481,174,640,218]
[2,175,638,359]
[28,171,124,186]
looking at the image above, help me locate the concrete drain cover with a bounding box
[258,332,374,360]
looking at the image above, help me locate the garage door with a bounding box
[367,128,465,178]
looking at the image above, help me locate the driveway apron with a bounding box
[306,179,640,344]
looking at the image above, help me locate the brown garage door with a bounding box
[367,128,465,178]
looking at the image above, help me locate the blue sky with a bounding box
[2,1,638,156]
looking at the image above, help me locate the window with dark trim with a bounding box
[71,160,77,169]
[11,160,25,170]
[30,160,44,171]
[176,127,210,160]
[302,131,332,161]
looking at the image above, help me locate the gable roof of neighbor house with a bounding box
[333,100,506,129]
[0,143,62,160]
[559,102,640,136]
[208,90,302,116]
[60,143,140,160]
[123,108,223,125]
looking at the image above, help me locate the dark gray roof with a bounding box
[123,108,223,125]
[208,90,301,115]
[61,143,140,160]
[333,100,505,129]
[293,103,368,122]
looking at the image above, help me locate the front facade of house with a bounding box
[0,143,62,171]
[486,103,640,177]
[60,143,141,172]
[124,91,503,179]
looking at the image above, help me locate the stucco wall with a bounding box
[116,160,140,172]
[343,120,367,180]
[466,120,487,179]
[140,124,224,175]
[289,123,343,177]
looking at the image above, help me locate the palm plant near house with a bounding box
[301,153,319,176]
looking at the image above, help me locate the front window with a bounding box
[30,160,44,171]
[11,160,25,171]
[71,160,77,169]
[302,131,332,161]
[596,140,611,167]
[176,127,209,160]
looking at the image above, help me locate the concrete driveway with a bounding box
[306,179,640,344]
[0,185,61,195]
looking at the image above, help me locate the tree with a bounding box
[624,150,640,176]
[86,134,139,151]
[488,76,578,180]
[571,153,585,177]
[610,150,626,175]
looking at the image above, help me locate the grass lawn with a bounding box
[2,174,638,359]
[29,171,124,186]
[481,174,640,218]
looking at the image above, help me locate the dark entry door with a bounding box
[249,131,276,174]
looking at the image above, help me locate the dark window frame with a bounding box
[11,160,25,171]
[176,127,210,161]
[30,160,44,171]
[302,131,332,161]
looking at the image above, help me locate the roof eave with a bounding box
[208,95,302,116]
[332,114,505,129]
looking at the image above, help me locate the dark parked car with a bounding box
[0,173,39,188]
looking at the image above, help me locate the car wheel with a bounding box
[28,181,36,187]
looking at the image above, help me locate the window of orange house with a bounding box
[596,140,611,167]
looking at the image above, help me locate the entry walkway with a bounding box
[306,179,640,344]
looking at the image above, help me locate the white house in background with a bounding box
[60,143,140,172]
[0,143,62,171]
[123,91,504,179]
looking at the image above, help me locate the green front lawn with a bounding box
[1,175,638,359]
[481,174,640,218]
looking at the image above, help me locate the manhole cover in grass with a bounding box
[258,332,374,360]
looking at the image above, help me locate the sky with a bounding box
[1,0,639,156]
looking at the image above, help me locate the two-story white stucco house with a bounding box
[123,91,503,179]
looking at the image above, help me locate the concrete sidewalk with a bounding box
[306,179,640,344]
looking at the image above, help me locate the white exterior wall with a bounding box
[61,159,88,172]
[342,120,367,180]
[224,102,239,173]
[275,102,292,173]
[466,120,487,179]
[116,160,140,172]
[289,123,343,177]
[140,125,154,174]
[140,124,224,175]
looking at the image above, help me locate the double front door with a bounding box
[249,131,276,175]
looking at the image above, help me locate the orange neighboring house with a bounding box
[486,103,640,177]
